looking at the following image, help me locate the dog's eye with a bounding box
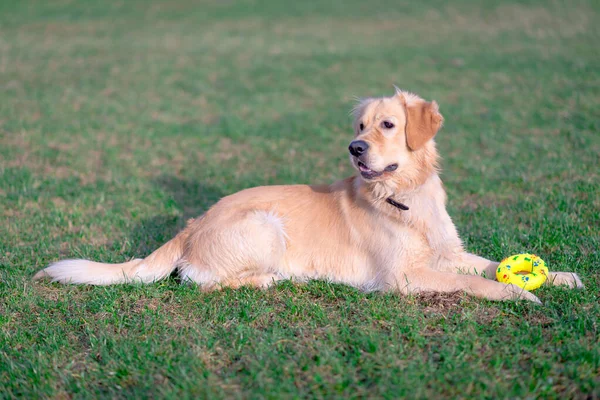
[359,123,364,131]
[382,121,395,129]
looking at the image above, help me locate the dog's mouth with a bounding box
[356,159,398,180]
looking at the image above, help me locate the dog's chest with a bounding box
[360,211,429,265]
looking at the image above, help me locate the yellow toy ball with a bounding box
[496,254,548,291]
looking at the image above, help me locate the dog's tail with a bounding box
[33,232,186,285]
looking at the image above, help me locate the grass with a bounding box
[1,0,599,398]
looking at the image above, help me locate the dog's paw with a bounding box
[547,272,584,289]
[504,284,542,304]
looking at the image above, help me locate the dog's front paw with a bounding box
[547,272,584,289]
[504,284,542,304]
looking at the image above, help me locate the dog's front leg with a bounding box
[460,253,500,279]
[456,253,584,289]
[545,272,584,289]
[432,252,498,278]
[389,269,541,303]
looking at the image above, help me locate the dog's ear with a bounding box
[401,98,443,151]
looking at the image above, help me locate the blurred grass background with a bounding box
[0,0,599,398]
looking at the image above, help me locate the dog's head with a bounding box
[349,89,443,188]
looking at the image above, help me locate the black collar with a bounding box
[386,197,409,211]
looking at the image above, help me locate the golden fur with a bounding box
[34,89,584,303]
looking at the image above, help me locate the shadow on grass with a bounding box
[127,175,224,257]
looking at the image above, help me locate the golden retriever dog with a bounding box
[34,89,584,303]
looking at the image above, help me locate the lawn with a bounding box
[1,0,599,398]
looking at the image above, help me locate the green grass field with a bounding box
[1,0,599,398]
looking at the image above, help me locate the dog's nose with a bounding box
[349,140,369,157]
